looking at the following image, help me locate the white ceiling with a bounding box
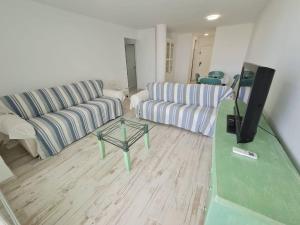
[31,0,269,32]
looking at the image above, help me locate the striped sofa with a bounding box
[238,86,251,103]
[0,80,123,159]
[132,82,233,137]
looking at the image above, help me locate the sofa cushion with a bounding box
[76,80,103,100]
[147,82,232,107]
[28,96,122,158]
[0,88,63,120]
[0,80,104,120]
[238,86,251,103]
[50,86,77,109]
[87,96,123,120]
[138,100,216,136]
[61,83,86,105]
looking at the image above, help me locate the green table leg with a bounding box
[121,119,127,141]
[144,124,150,150]
[121,125,127,141]
[98,140,106,159]
[144,132,150,150]
[123,151,131,171]
[97,131,105,159]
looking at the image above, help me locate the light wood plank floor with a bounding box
[0,102,212,225]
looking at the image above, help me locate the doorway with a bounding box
[124,38,137,95]
[189,34,214,83]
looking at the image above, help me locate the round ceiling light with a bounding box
[206,14,221,21]
[204,33,209,36]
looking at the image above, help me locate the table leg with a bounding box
[144,132,150,150]
[121,123,127,141]
[0,190,20,225]
[98,140,106,159]
[123,151,131,171]
[144,124,150,150]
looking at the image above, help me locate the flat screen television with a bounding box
[227,62,275,143]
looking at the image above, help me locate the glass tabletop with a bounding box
[92,117,155,150]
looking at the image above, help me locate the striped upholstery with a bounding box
[1,80,103,120]
[28,97,122,158]
[0,80,122,159]
[138,82,233,137]
[238,86,251,103]
[147,82,232,107]
[138,100,216,136]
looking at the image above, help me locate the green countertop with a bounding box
[212,100,300,225]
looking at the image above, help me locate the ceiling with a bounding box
[31,0,269,32]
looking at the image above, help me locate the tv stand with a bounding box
[204,100,300,225]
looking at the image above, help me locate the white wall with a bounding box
[210,23,253,79]
[135,28,156,89]
[246,0,300,169]
[156,24,167,82]
[172,33,193,83]
[0,0,137,96]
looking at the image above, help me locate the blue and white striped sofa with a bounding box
[0,80,123,159]
[132,82,232,137]
[238,86,251,103]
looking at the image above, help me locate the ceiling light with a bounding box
[204,33,209,36]
[206,14,221,21]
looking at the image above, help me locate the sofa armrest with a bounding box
[0,114,36,139]
[103,89,126,102]
[130,90,149,110]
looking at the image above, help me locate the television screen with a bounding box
[235,63,258,119]
[232,62,275,143]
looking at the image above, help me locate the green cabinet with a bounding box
[204,100,300,225]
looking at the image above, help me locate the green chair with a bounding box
[233,73,254,87]
[240,78,254,87]
[243,71,255,79]
[208,71,224,79]
[199,77,222,85]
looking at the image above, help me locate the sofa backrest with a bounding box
[147,82,232,107]
[0,80,103,120]
[238,86,251,103]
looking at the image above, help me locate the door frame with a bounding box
[124,38,137,95]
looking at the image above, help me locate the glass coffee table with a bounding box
[92,117,154,171]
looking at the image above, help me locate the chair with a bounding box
[199,77,222,85]
[208,71,224,79]
[243,71,255,79]
[232,74,254,87]
[231,74,240,89]
[240,78,254,86]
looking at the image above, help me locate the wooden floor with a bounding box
[0,102,212,225]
